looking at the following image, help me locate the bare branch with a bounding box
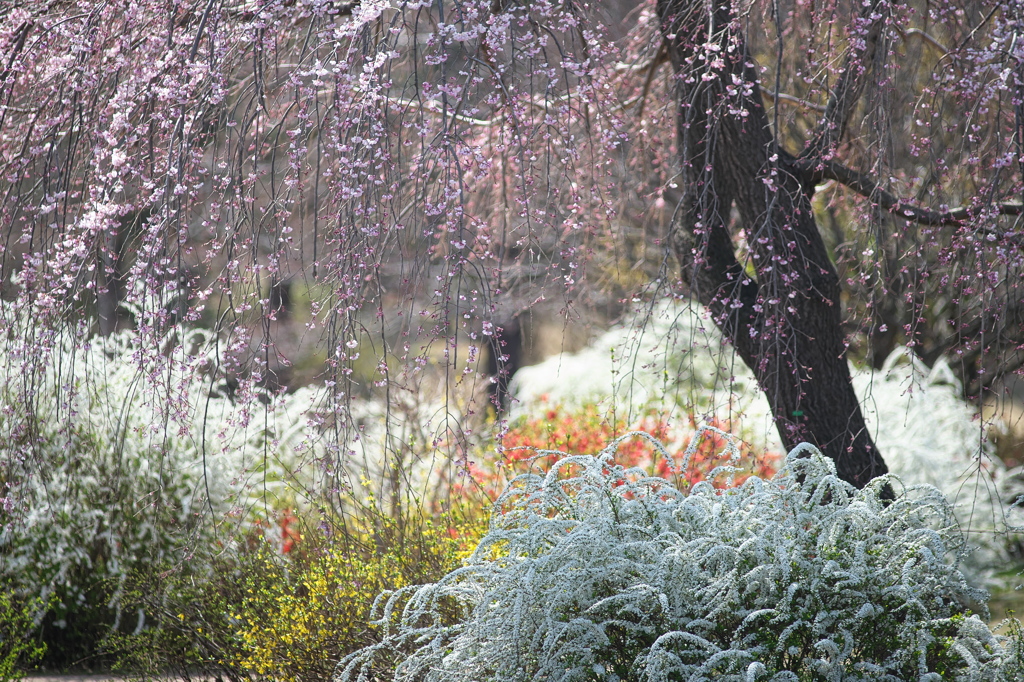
[227,0,358,21]
[635,40,668,119]
[802,157,1024,228]
[897,27,949,55]
[802,0,887,159]
[614,40,668,72]
[392,97,501,126]
[761,89,827,113]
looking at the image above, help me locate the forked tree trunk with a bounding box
[657,0,889,487]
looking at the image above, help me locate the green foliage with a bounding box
[0,317,323,669]
[0,583,49,682]
[996,616,1024,679]
[101,557,248,681]
[97,504,487,682]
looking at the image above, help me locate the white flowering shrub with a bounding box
[511,301,1024,580]
[340,435,1024,682]
[341,384,476,514]
[854,350,1024,577]
[0,312,323,639]
[509,302,777,445]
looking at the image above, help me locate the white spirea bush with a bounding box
[855,350,1024,576]
[340,437,1024,682]
[509,301,776,444]
[511,301,1023,579]
[0,311,323,628]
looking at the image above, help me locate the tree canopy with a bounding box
[1,0,1022,489]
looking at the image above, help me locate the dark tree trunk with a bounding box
[97,228,120,337]
[269,279,294,321]
[657,0,889,487]
[486,316,523,414]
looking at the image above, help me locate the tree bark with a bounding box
[657,0,889,487]
[485,315,523,414]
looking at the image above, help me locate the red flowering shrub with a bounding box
[466,402,781,500]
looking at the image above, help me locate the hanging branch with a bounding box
[801,0,888,159]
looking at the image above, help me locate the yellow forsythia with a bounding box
[232,516,484,682]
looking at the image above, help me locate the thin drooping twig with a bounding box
[802,0,888,159]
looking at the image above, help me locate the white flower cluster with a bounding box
[509,302,776,445]
[341,385,474,512]
[340,437,1023,682]
[0,312,322,627]
[855,350,1024,577]
[510,301,1024,579]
